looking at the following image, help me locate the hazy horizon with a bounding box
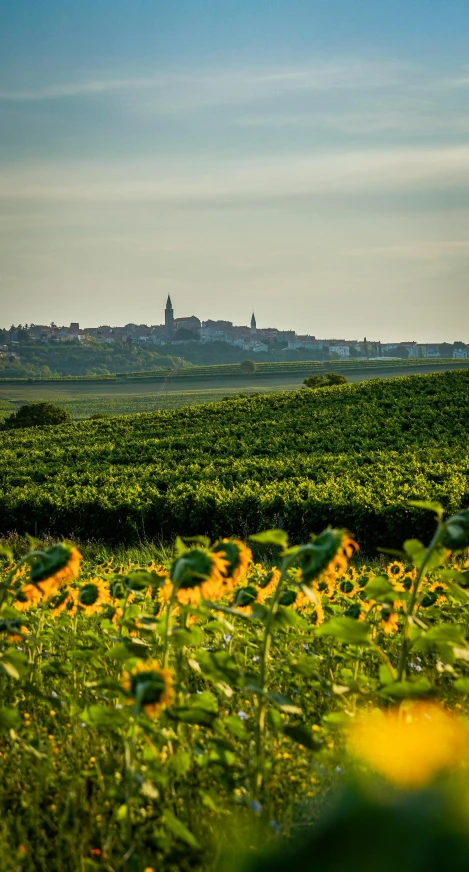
[2,1,469,342]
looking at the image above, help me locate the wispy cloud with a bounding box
[2,145,469,204]
[0,59,411,108]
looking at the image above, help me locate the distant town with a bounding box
[1,295,468,360]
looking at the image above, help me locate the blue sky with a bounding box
[1,0,469,339]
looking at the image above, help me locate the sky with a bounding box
[1,0,469,341]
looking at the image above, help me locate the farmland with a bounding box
[2,368,469,870]
[1,370,469,549]
[1,358,468,420]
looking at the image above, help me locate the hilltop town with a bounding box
[1,295,468,362]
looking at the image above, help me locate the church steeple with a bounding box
[165,295,174,334]
[250,311,257,335]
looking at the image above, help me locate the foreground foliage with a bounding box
[1,371,469,547]
[2,502,469,869]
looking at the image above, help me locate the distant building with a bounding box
[453,349,468,359]
[251,312,257,337]
[329,344,350,358]
[174,316,201,334]
[165,295,174,335]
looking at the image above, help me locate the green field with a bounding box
[1,359,468,419]
[1,369,469,550]
[3,368,469,870]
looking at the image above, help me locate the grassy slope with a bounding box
[1,370,468,549]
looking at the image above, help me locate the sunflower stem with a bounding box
[254,566,286,800]
[396,522,445,682]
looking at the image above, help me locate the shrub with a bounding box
[304,372,347,389]
[2,402,71,430]
[239,359,256,374]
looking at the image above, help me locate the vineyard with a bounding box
[1,355,468,385]
[1,370,469,549]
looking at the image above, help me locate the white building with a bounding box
[329,344,350,358]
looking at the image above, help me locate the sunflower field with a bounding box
[3,502,469,870]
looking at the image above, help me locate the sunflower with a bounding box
[30,545,82,599]
[14,586,40,611]
[121,659,174,718]
[387,561,406,580]
[337,579,359,598]
[77,579,111,615]
[168,548,230,605]
[312,599,325,626]
[256,568,281,604]
[6,625,30,642]
[348,702,468,788]
[49,588,79,618]
[380,606,400,635]
[14,584,42,611]
[212,539,252,589]
[327,534,359,577]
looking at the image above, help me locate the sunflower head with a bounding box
[171,547,229,600]
[212,539,252,584]
[293,530,358,585]
[380,606,400,634]
[387,561,405,580]
[348,703,468,788]
[49,587,78,618]
[78,580,110,614]
[30,545,82,587]
[121,659,174,717]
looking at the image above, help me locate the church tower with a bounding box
[165,295,174,334]
[250,312,257,337]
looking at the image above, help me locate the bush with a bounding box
[2,402,71,430]
[304,372,348,389]
[239,359,256,374]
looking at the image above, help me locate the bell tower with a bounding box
[250,312,257,336]
[165,295,174,334]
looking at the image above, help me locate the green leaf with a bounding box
[169,691,218,726]
[273,605,308,630]
[289,657,319,679]
[446,582,469,604]
[105,641,149,661]
[169,749,191,776]
[364,577,395,601]
[0,706,21,733]
[379,664,394,686]
[380,678,432,699]
[170,626,204,648]
[315,617,371,646]
[403,539,427,567]
[403,539,447,571]
[162,810,200,849]
[283,722,321,750]
[424,624,466,644]
[250,530,289,548]
[268,692,302,715]
[442,510,469,551]
[409,500,443,519]
[224,715,248,739]
[80,705,130,729]
[453,678,469,693]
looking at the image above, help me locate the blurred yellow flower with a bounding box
[348,703,468,788]
[121,659,174,718]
